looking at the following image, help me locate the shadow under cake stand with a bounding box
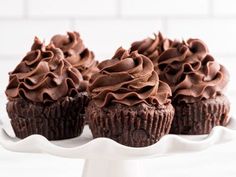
[0,118,236,177]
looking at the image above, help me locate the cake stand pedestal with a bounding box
[0,119,236,177]
[82,159,145,177]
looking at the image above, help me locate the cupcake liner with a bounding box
[170,95,230,135]
[10,116,84,140]
[7,92,89,140]
[86,102,174,147]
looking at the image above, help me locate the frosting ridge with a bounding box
[158,39,229,103]
[6,37,85,103]
[130,32,174,71]
[88,47,171,107]
[50,31,98,84]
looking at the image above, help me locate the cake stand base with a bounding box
[1,119,236,177]
[82,159,145,177]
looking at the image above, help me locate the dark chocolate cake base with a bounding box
[86,102,174,147]
[170,95,230,135]
[7,92,89,140]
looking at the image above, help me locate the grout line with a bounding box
[23,0,29,19]
[0,16,114,22]
[115,15,236,20]
[0,56,21,60]
[116,14,209,20]
[69,18,76,30]
[0,17,22,21]
[20,16,118,21]
[0,16,156,22]
[2,15,236,22]
[208,0,214,17]
[161,17,168,34]
[116,0,122,18]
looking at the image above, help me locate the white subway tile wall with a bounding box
[0,0,24,17]
[0,20,71,56]
[0,0,235,59]
[213,0,236,16]
[166,19,236,55]
[121,0,209,16]
[28,0,118,17]
[0,0,236,94]
[74,19,163,59]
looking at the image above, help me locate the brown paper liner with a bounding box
[170,95,230,135]
[86,102,174,147]
[7,92,89,140]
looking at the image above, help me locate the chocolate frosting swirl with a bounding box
[130,32,174,71]
[5,37,85,103]
[88,47,172,107]
[158,39,229,103]
[50,31,98,84]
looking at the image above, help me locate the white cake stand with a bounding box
[0,118,236,177]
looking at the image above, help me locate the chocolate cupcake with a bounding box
[50,31,99,85]
[158,39,230,135]
[86,47,174,147]
[130,32,174,72]
[5,37,88,140]
[50,32,98,124]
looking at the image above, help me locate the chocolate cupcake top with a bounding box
[158,39,229,103]
[130,32,173,71]
[50,31,98,84]
[88,47,172,107]
[5,37,86,103]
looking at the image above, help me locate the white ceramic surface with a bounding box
[0,117,236,160]
[1,117,236,177]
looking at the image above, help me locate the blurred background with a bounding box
[0,0,236,176]
[0,0,236,97]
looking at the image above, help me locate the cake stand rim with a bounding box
[0,118,236,160]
